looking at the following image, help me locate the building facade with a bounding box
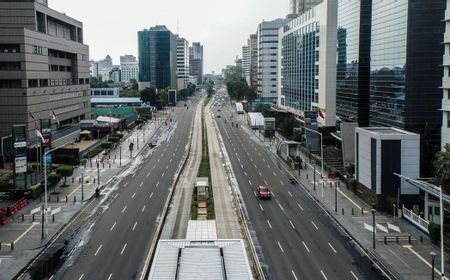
[242,45,250,85]
[189,42,204,85]
[0,0,90,142]
[289,0,323,15]
[257,18,289,103]
[335,0,372,126]
[120,55,139,83]
[442,0,450,148]
[248,34,258,90]
[278,0,337,127]
[369,0,444,148]
[138,26,177,90]
[176,37,190,90]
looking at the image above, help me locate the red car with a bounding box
[256,185,272,199]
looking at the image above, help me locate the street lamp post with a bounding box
[439,185,445,279]
[430,252,436,280]
[371,208,376,249]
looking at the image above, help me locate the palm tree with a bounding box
[434,144,450,193]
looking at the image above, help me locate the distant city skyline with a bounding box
[50,0,288,74]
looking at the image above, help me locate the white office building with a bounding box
[289,0,323,15]
[177,37,190,90]
[277,0,337,127]
[442,0,450,148]
[257,18,289,103]
[120,55,139,83]
[242,45,250,85]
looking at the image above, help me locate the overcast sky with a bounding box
[51,0,288,74]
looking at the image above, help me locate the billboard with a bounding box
[15,156,27,174]
[40,119,52,148]
[12,125,27,175]
[304,111,320,152]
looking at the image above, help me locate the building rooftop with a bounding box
[149,240,252,280]
[357,127,418,136]
[91,98,142,104]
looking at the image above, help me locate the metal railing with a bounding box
[402,205,429,234]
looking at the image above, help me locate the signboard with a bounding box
[40,119,52,149]
[304,111,320,152]
[14,142,27,149]
[15,156,27,174]
[304,111,317,126]
[44,154,52,165]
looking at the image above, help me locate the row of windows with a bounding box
[49,64,72,72]
[0,78,90,89]
[0,62,20,71]
[0,44,19,53]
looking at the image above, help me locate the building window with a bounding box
[0,79,21,88]
[28,79,39,88]
[32,45,43,55]
[0,62,20,71]
[39,79,48,87]
[0,44,19,53]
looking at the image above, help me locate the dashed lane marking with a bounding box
[298,203,304,211]
[302,241,310,253]
[122,206,127,213]
[311,221,319,230]
[267,220,272,229]
[277,241,284,253]
[288,191,293,197]
[321,270,328,280]
[291,270,298,280]
[94,244,102,256]
[131,192,136,199]
[289,220,296,229]
[350,271,359,280]
[120,243,127,255]
[107,274,112,280]
[141,205,146,212]
[259,204,264,211]
[149,192,154,199]
[132,222,138,231]
[328,243,337,253]
[110,222,116,231]
[78,274,84,280]
[139,182,144,187]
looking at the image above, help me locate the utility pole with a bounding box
[81,174,84,201]
[97,162,100,185]
[335,182,338,212]
[41,204,44,240]
[371,209,376,249]
[313,163,316,191]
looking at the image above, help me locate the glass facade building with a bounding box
[138,26,177,90]
[336,0,372,126]
[369,0,444,146]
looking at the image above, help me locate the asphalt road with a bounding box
[59,97,199,280]
[213,96,383,280]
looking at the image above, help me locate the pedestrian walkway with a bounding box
[0,109,178,280]
[236,113,449,280]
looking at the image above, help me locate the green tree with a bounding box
[55,165,74,185]
[140,87,158,106]
[130,79,138,90]
[120,89,140,97]
[157,89,168,109]
[90,76,110,88]
[254,104,271,116]
[434,144,450,193]
[47,172,62,193]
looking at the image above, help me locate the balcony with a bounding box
[444,55,450,66]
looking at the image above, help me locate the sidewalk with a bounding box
[237,113,449,280]
[0,109,177,280]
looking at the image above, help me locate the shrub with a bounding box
[109,137,120,143]
[83,145,104,159]
[30,183,44,199]
[112,133,124,139]
[101,141,113,150]
[53,154,79,165]
[0,174,13,192]
[55,165,74,184]
[346,179,358,191]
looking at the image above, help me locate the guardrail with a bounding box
[402,205,429,234]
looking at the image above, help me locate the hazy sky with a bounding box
[51,0,288,74]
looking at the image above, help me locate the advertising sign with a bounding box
[40,119,52,149]
[15,156,27,174]
[44,154,52,165]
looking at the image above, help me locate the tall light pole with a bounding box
[440,185,445,279]
[371,208,376,249]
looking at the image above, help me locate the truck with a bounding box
[235,102,244,114]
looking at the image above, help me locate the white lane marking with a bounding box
[248,180,252,186]
[162,172,165,177]
[350,271,359,280]
[277,241,284,253]
[273,172,277,176]
[156,181,160,187]
[320,270,328,280]
[107,273,112,280]
[113,193,118,199]
[124,182,129,187]
[110,222,116,231]
[289,220,296,229]
[141,205,146,212]
[122,206,127,213]
[157,159,160,163]
[172,153,175,157]
[259,172,262,177]
[139,182,144,187]
[132,173,136,178]
[132,222,138,231]
[170,158,173,163]
[240,164,244,169]
[253,191,257,197]
[311,221,319,230]
[131,192,136,198]
[267,220,272,229]
[280,181,284,186]
[244,172,248,177]
[291,270,298,280]
[94,244,103,256]
[78,274,84,280]
[120,243,127,255]
[288,191,293,197]
[328,243,337,253]
[166,165,169,169]
[267,164,270,168]
[259,204,264,211]
[298,203,304,211]
[302,241,310,253]
[263,158,266,162]
[146,173,150,178]
[152,166,155,170]
[149,192,154,199]
[264,180,268,185]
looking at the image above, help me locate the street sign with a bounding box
[15,156,27,174]
[44,154,52,165]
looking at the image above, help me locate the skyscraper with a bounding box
[138,26,177,90]
[0,0,90,143]
[248,34,258,90]
[189,42,204,85]
[242,45,250,85]
[289,0,323,15]
[368,0,444,148]
[257,18,289,103]
[442,0,450,148]
[120,55,139,83]
[176,37,190,90]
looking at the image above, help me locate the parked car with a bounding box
[256,185,272,199]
